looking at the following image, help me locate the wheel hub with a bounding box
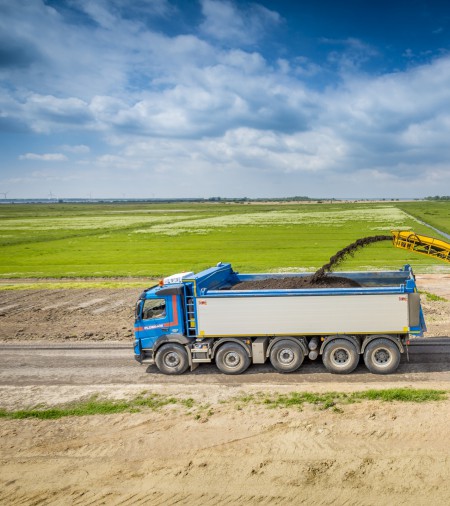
[279,348,294,364]
[164,352,180,367]
[332,349,349,364]
[373,348,391,365]
[224,352,240,367]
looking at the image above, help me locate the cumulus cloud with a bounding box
[19,153,68,161]
[323,37,379,72]
[199,0,282,46]
[60,144,91,154]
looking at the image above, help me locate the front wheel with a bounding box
[215,343,250,375]
[270,340,304,373]
[155,343,189,375]
[363,338,401,374]
[322,339,359,374]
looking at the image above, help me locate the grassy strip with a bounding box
[420,291,449,302]
[0,394,195,420]
[236,388,448,411]
[0,281,152,290]
[0,389,446,420]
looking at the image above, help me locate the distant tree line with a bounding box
[206,196,334,202]
[425,196,450,200]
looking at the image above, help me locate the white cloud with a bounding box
[60,144,91,154]
[19,153,68,161]
[199,0,282,46]
[20,94,93,133]
[323,37,379,72]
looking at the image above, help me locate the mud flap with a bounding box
[186,345,199,372]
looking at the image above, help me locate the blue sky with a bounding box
[1,0,450,199]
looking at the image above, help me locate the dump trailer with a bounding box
[134,263,426,376]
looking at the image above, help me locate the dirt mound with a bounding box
[0,288,139,342]
[231,275,361,290]
[311,235,391,283]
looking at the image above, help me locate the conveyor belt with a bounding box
[391,231,450,263]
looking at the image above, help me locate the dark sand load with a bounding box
[231,275,361,290]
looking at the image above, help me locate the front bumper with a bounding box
[134,351,155,365]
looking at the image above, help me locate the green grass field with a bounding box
[0,201,449,278]
[396,201,450,235]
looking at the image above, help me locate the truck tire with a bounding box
[155,343,189,375]
[270,340,304,373]
[322,339,359,374]
[215,343,250,375]
[363,338,401,374]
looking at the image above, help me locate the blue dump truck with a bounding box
[134,262,426,375]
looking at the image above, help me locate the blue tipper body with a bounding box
[133,263,426,362]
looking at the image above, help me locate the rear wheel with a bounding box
[155,343,189,375]
[363,338,401,374]
[270,340,304,373]
[215,343,250,375]
[322,339,359,374]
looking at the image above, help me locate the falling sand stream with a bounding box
[232,235,392,290]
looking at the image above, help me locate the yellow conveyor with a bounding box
[391,230,450,263]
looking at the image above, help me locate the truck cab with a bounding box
[134,273,196,372]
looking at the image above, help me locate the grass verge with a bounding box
[236,388,448,411]
[420,291,449,302]
[0,280,153,290]
[0,393,195,420]
[0,389,447,420]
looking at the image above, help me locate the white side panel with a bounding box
[196,295,409,336]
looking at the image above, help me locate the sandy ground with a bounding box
[0,274,449,505]
[1,396,450,505]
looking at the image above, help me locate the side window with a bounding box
[142,298,166,320]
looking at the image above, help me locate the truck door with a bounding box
[137,295,183,349]
[137,297,171,348]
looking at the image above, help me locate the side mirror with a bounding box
[135,300,143,321]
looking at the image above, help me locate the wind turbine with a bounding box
[48,191,56,200]
[0,191,8,200]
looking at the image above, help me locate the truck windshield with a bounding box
[142,298,166,320]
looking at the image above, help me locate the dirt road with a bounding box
[1,344,450,391]
[0,274,449,505]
